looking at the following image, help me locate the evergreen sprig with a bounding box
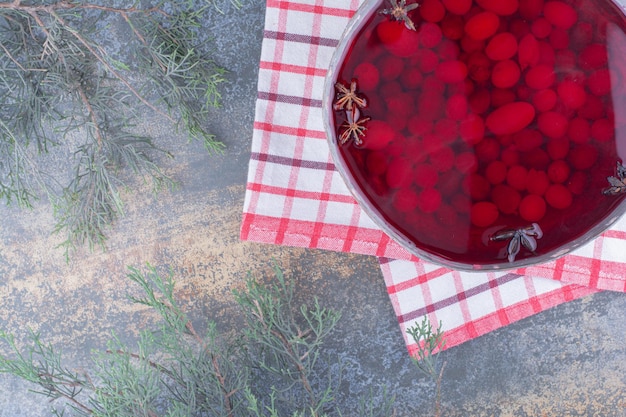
[0,264,396,416]
[406,317,447,417]
[0,0,235,258]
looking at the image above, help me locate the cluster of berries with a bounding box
[333,0,626,263]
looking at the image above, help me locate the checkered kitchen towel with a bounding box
[240,0,626,352]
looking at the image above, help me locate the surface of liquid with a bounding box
[334,0,626,265]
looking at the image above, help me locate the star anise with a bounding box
[339,107,370,146]
[602,161,626,196]
[333,80,367,111]
[490,223,543,263]
[379,0,420,31]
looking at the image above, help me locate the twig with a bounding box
[36,372,93,414]
[46,9,176,124]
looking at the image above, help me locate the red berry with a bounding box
[537,111,568,139]
[386,158,413,188]
[526,169,550,195]
[579,44,608,70]
[545,183,573,209]
[377,20,403,45]
[378,21,420,57]
[587,69,612,96]
[420,0,446,22]
[464,12,500,40]
[543,1,578,30]
[532,88,557,112]
[471,202,500,227]
[379,55,404,81]
[442,0,472,15]
[557,81,587,109]
[418,188,442,213]
[446,94,469,120]
[531,18,552,39]
[525,64,556,89]
[393,188,419,212]
[419,22,443,49]
[486,160,508,184]
[430,147,456,171]
[486,102,536,135]
[415,49,439,73]
[435,60,468,83]
[353,62,379,91]
[414,163,439,188]
[519,194,547,221]
[491,60,521,89]
[400,67,424,90]
[547,159,571,183]
[486,33,518,61]
[591,118,614,142]
[476,0,519,15]
[507,165,528,190]
[567,118,591,144]
[518,33,540,69]
[491,184,522,214]
[362,120,396,150]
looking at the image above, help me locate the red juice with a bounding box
[332,0,626,266]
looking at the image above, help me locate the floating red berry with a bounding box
[519,194,547,221]
[418,188,442,213]
[471,201,500,227]
[464,12,500,40]
[486,33,518,61]
[547,159,571,183]
[543,1,578,30]
[486,102,535,135]
[545,183,573,209]
[420,0,446,22]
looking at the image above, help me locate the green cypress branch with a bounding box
[0,0,235,258]
[0,264,398,416]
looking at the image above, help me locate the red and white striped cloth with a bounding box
[240,0,625,353]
